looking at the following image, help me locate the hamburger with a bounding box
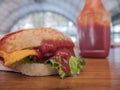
[0,27,85,78]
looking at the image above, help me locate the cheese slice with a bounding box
[0,50,38,66]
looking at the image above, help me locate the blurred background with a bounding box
[0,0,120,47]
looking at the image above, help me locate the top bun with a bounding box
[0,27,72,53]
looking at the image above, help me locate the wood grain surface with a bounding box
[0,48,120,90]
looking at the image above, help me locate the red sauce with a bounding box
[77,0,111,58]
[34,40,74,73]
[77,22,110,58]
[40,40,74,53]
[55,48,74,73]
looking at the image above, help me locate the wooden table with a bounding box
[0,48,120,90]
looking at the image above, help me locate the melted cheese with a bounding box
[0,50,38,66]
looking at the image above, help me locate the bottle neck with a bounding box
[85,0,103,8]
[80,0,106,15]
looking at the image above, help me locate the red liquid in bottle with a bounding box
[77,0,111,58]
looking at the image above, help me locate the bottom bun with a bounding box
[15,63,58,76]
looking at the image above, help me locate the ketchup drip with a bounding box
[34,40,75,74]
[40,40,74,53]
[55,48,74,73]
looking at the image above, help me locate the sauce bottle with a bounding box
[77,0,111,58]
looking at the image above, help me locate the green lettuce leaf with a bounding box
[45,58,66,78]
[45,56,85,78]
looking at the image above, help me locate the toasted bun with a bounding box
[0,27,71,53]
[15,63,58,76]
